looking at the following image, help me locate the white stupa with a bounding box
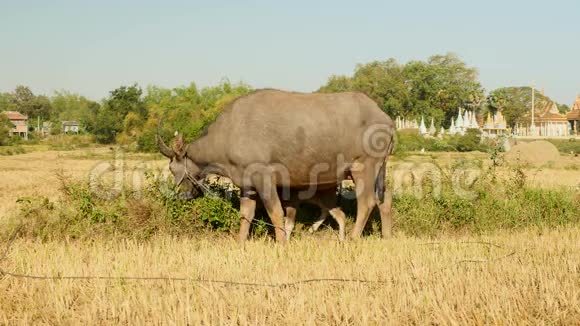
[469,111,479,129]
[449,119,457,135]
[419,116,427,134]
[455,109,464,135]
[463,110,470,129]
[429,118,436,135]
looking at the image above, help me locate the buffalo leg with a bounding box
[284,205,297,240]
[238,194,256,242]
[255,176,287,243]
[328,208,347,241]
[350,163,378,239]
[377,187,393,238]
[309,210,329,233]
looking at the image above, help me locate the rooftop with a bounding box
[2,111,28,120]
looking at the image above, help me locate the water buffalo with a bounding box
[157,89,395,242]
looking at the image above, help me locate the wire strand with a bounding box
[0,225,515,287]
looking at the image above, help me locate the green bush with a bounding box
[394,129,490,155]
[447,129,488,152]
[2,165,578,241]
[0,145,26,156]
[43,134,96,150]
[394,187,578,236]
[546,138,580,155]
[0,114,13,146]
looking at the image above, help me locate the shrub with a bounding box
[43,134,96,150]
[0,114,11,146]
[546,138,580,155]
[0,146,26,156]
[2,165,578,241]
[394,129,490,156]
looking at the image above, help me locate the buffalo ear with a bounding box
[173,133,185,156]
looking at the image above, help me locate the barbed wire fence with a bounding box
[0,224,515,287]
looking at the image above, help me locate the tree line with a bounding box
[0,53,573,149]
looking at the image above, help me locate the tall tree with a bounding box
[0,93,16,112]
[138,80,252,151]
[0,113,13,145]
[51,91,98,124]
[86,84,147,144]
[403,54,484,127]
[108,84,147,119]
[487,86,553,126]
[318,75,353,93]
[318,53,484,127]
[9,86,52,119]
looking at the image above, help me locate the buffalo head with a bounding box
[156,124,202,199]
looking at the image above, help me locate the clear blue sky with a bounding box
[1,0,579,104]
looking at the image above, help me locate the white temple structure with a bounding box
[428,118,436,135]
[567,95,580,136]
[395,96,579,139]
[481,111,507,138]
[455,109,465,135]
[419,116,427,135]
[515,101,570,137]
[450,108,480,135]
[395,116,419,129]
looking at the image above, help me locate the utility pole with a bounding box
[531,85,535,136]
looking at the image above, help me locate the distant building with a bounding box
[2,111,28,139]
[567,96,580,136]
[482,111,507,138]
[516,101,569,137]
[62,121,80,134]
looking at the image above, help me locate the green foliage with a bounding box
[557,103,570,114]
[85,84,146,144]
[49,121,62,135]
[0,113,13,146]
[61,179,120,223]
[50,91,99,124]
[6,172,242,240]
[545,138,580,155]
[395,129,489,154]
[394,187,579,236]
[0,92,15,111]
[487,87,556,126]
[192,196,240,231]
[5,166,578,241]
[318,53,484,126]
[138,80,252,152]
[0,146,26,156]
[1,86,52,119]
[87,105,122,144]
[447,129,487,152]
[44,134,95,150]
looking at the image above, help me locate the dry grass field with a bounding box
[1,229,579,324]
[0,147,165,218]
[1,147,579,324]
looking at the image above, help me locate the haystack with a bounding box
[504,140,560,166]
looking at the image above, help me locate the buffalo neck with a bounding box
[185,132,226,171]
